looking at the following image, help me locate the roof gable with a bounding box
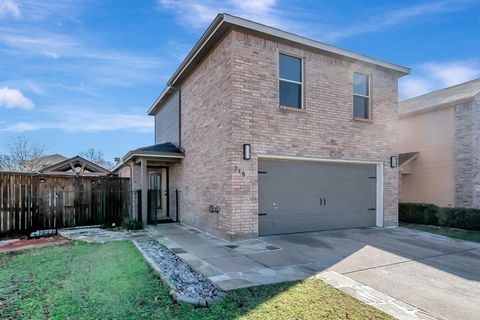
[149,13,410,115]
[399,78,480,116]
[40,155,110,176]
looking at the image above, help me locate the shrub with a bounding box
[441,207,480,231]
[399,203,438,225]
[120,217,143,230]
[399,203,480,231]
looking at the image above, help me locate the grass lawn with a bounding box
[0,241,392,320]
[402,223,480,243]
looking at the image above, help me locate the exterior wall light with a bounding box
[243,144,251,160]
[390,155,398,168]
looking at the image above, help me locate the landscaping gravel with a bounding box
[135,239,226,307]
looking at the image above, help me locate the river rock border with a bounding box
[133,239,227,307]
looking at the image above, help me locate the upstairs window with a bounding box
[353,72,370,119]
[279,53,303,109]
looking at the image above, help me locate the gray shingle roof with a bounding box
[399,78,480,116]
[399,152,419,167]
[132,142,183,154]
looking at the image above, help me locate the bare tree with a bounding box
[0,135,46,172]
[80,148,114,169]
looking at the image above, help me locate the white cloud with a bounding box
[231,0,276,12]
[0,0,20,18]
[157,0,478,43]
[400,60,480,99]
[0,27,167,86]
[1,108,153,133]
[157,0,281,29]
[323,0,477,41]
[422,62,480,87]
[0,87,34,109]
[44,51,59,59]
[399,78,435,100]
[24,80,46,95]
[3,0,83,21]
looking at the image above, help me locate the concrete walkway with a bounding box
[61,224,480,320]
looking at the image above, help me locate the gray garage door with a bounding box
[258,159,377,235]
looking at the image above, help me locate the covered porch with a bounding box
[115,143,184,226]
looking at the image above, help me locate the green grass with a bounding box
[0,241,392,320]
[402,223,480,243]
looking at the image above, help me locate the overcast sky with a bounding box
[1,0,479,160]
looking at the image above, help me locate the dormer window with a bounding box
[353,72,371,119]
[279,53,303,109]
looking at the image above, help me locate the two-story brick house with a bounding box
[114,13,410,241]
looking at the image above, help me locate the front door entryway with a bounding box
[148,168,168,222]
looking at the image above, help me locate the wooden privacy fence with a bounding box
[0,172,131,239]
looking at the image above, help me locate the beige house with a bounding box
[398,79,480,208]
[114,13,409,240]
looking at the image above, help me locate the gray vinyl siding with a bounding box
[155,91,180,146]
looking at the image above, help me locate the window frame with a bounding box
[278,52,304,110]
[353,72,372,121]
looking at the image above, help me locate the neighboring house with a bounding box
[35,154,69,171]
[398,79,480,208]
[14,154,68,172]
[40,155,111,177]
[114,13,409,240]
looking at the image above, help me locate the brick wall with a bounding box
[473,97,480,208]
[455,97,480,208]
[172,30,401,240]
[169,32,237,239]
[227,30,400,237]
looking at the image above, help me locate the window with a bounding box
[353,72,370,119]
[279,53,303,109]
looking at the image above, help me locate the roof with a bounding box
[399,152,419,167]
[116,142,184,169]
[148,13,410,115]
[399,78,480,116]
[38,154,68,165]
[21,153,68,172]
[132,142,183,154]
[40,155,111,176]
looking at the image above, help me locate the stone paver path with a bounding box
[59,227,154,243]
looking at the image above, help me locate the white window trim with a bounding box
[353,72,372,120]
[278,52,304,109]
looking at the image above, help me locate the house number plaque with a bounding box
[233,165,246,177]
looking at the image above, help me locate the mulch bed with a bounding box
[0,236,68,252]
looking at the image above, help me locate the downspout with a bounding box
[177,87,181,221]
[178,87,182,148]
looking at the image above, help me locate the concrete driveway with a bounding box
[263,227,480,320]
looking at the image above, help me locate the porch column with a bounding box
[140,158,148,226]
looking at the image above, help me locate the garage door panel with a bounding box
[258,159,377,235]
